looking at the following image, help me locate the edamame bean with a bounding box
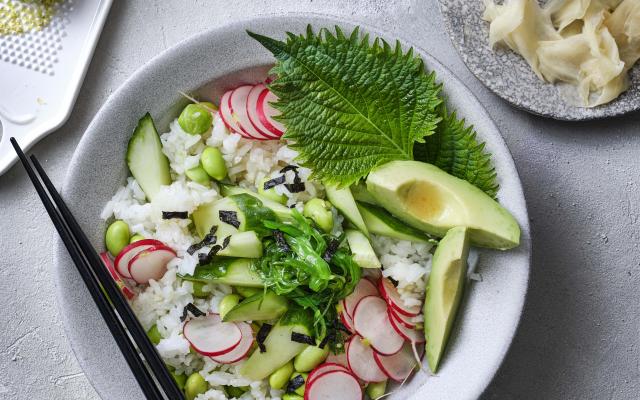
[366,380,387,400]
[171,371,187,390]
[105,220,130,256]
[179,104,213,135]
[258,176,287,204]
[200,147,227,181]
[219,294,240,319]
[185,166,211,188]
[293,345,330,372]
[282,394,303,400]
[268,361,294,390]
[185,372,208,400]
[235,286,261,298]
[288,372,308,396]
[303,199,333,233]
[224,386,247,398]
[192,281,210,299]
[129,234,145,244]
[146,324,162,345]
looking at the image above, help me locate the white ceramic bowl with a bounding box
[54,14,530,400]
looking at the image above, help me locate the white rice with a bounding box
[100,110,437,399]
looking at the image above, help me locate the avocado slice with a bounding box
[356,202,433,244]
[325,184,369,237]
[350,182,378,205]
[223,290,288,322]
[424,226,469,372]
[366,161,520,249]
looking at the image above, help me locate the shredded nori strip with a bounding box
[389,277,400,287]
[336,321,352,334]
[219,210,241,228]
[198,244,222,265]
[221,235,231,250]
[322,239,340,262]
[318,330,334,349]
[279,165,299,173]
[162,211,189,219]
[263,175,286,190]
[286,374,305,393]
[256,323,272,353]
[187,226,218,255]
[291,332,315,345]
[180,303,206,322]
[273,230,291,252]
[284,181,306,193]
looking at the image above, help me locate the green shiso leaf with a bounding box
[248,26,442,187]
[414,104,499,198]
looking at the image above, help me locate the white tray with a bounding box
[0,0,113,174]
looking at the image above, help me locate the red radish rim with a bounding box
[340,310,354,334]
[228,86,265,140]
[346,336,388,383]
[256,88,285,136]
[127,244,176,284]
[352,295,404,356]
[388,308,425,344]
[372,344,422,383]
[114,239,164,279]
[100,252,135,300]
[307,362,350,387]
[210,322,254,364]
[342,279,379,319]
[218,91,237,132]
[246,84,279,139]
[388,307,417,329]
[183,314,242,356]
[304,369,362,400]
[378,278,421,317]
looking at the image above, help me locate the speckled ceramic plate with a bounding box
[53,13,530,400]
[438,0,640,121]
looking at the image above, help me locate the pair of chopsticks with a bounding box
[11,138,185,400]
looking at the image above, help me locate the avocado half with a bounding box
[366,160,520,249]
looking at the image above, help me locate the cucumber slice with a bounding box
[218,231,263,258]
[126,113,171,201]
[192,197,242,239]
[357,202,433,244]
[185,258,263,287]
[325,184,369,237]
[240,309,313,380]
[223,290,288,322]
[220,185,293,221]
[345,229,381,269]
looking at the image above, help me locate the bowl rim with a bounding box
[54,12,531,400]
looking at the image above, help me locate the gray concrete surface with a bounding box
[0,1,638,399]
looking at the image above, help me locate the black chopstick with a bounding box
[28,154,185,400]
[11,138,184,400]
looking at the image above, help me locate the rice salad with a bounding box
[100,101,439,399]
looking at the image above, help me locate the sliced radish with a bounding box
[346,336,387,383]
[378,277,421,317]
[307,362,350,387]
[128,245,176,284]
[324,353,349,369]
[229,85,270,140]
[256,89,285,137]
[219,90,249,137]
[343,279,378,319]
[373,342,422,382]
[114,239,165,279]
[340,310,355,334]
[246,84,280,139]
[388,309,425,343]
[210,321,254,364]
[183,314,242,356]
[388,307,417,329]
[353,296,404,356]
[100,252,135,300]
[304,370,362,400]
